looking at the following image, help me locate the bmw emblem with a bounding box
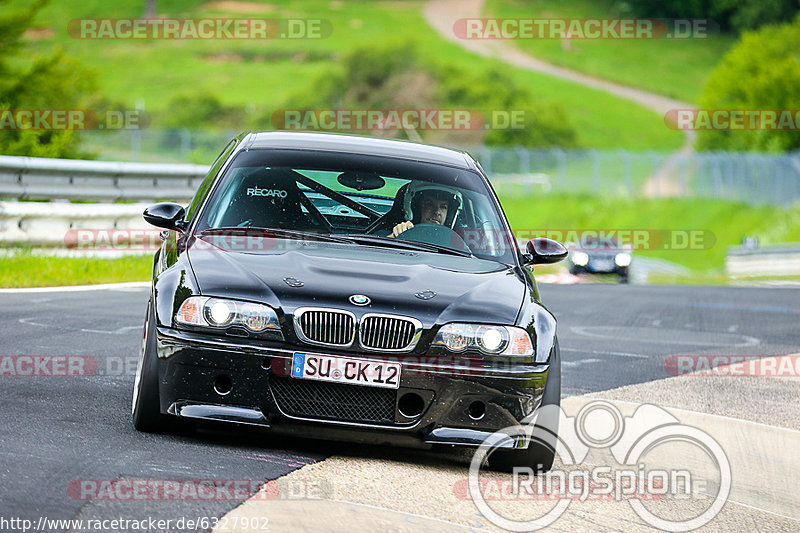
[349,294,371,306]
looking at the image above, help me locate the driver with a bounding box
[389,183,462,238]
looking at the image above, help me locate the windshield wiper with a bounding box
[199,227,351,244]
[339,234,473,257]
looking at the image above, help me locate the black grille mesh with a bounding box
[271,377,396,424]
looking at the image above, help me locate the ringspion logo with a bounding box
[469,400,731,531]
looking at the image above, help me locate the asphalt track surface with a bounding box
[0,282,798,532]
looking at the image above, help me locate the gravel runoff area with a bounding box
[216,355,800,532]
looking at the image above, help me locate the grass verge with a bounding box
[2,195,795,287]
[0,252,152,288]
[500,193,800,272]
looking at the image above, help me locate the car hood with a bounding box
[187,236,526,327]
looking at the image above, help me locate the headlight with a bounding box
[572,251,589,266]
[176,296,280,334]
[433,324,533,356]
[205,299,235,327]
[614,253,632,267]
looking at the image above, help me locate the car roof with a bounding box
[240,131,477,170]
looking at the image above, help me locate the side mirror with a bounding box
[143,202,187,231]
[524,237,568,265]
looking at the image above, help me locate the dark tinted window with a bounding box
[195,149,518,264]
[185,139,237,222]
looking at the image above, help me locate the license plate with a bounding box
[592,260,613,271]
[291,353,401,389]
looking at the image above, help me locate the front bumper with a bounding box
[155,327,550,449]
[571,263,629,275]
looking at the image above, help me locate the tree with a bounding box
[264,43,578,148]
[0,0,96,158]
[621,0,799,33]
[697,16,800,152]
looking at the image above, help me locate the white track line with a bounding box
[716,499,800,523]
[561,348,649,359]
[562,358,602,367]
[0,281,149,293]
[571,325,761,347]
[587,396,800,434]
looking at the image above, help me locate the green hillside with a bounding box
[13,0,684,150]
[486,0,736,103]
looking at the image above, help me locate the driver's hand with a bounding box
[388,221,414,238]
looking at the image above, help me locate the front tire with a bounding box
[488,339,561,473]
[132,299,168,432]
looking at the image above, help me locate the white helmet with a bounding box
[402,182,463,229]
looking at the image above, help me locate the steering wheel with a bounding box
[396,223,471,253]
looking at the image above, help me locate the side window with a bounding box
[185,139,237,222]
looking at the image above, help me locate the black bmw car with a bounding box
[133,131,566,471]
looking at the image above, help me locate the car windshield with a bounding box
[579,235,630,252]
[194,149,518,264]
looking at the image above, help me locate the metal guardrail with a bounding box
[0,155,546,246]
[4,148,800,206]
[0,202,151,246]
[0,155,208,202]
[726,244,800,276]
[0,153,548,204]
[1,152,799,248]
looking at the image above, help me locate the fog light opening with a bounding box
[468,401,486,420]
[214,374,232,396]
[398,393,424,418]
